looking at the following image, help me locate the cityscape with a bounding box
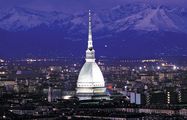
[1,0,187,120]
[1,56,187,119]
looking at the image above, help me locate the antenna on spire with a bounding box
[88,10,93,49]
[88,10,92,41]
[86,10,95,62]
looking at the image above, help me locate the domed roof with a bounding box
[77,62,105,87]
[77,10,105,88]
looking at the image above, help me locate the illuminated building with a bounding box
[76,10,108,100]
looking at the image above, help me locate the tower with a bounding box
[48,86,52,102]
[76,10,108,100]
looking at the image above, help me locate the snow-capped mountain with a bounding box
[0,4,187,33]
[105,5,187,33]
[0,7,69,31]
[0,4,187,58]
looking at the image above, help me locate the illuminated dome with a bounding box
[77,62,105,88]
[76,10,107,100]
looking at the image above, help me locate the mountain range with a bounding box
[0,3,187,58]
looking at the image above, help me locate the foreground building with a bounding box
[76,10,108,100]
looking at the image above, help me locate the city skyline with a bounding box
[0,1,187,119]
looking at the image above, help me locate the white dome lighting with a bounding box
[77,62,105,87]
[76,10,107,100]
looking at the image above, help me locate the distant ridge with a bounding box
[0,3,187,58]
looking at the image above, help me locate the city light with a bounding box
[173,66,177,70]
[142,59,161,63]
[0,59,4,62]
[50,67,54,71]
[0,71,6,74]
[157,66,160,70]
[63,95,72,100]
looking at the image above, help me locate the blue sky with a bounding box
[0,0,187,13]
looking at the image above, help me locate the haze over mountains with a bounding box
[0,3,187,58]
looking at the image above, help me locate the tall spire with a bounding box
[88,10,93,49]
[86,10,95,62]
